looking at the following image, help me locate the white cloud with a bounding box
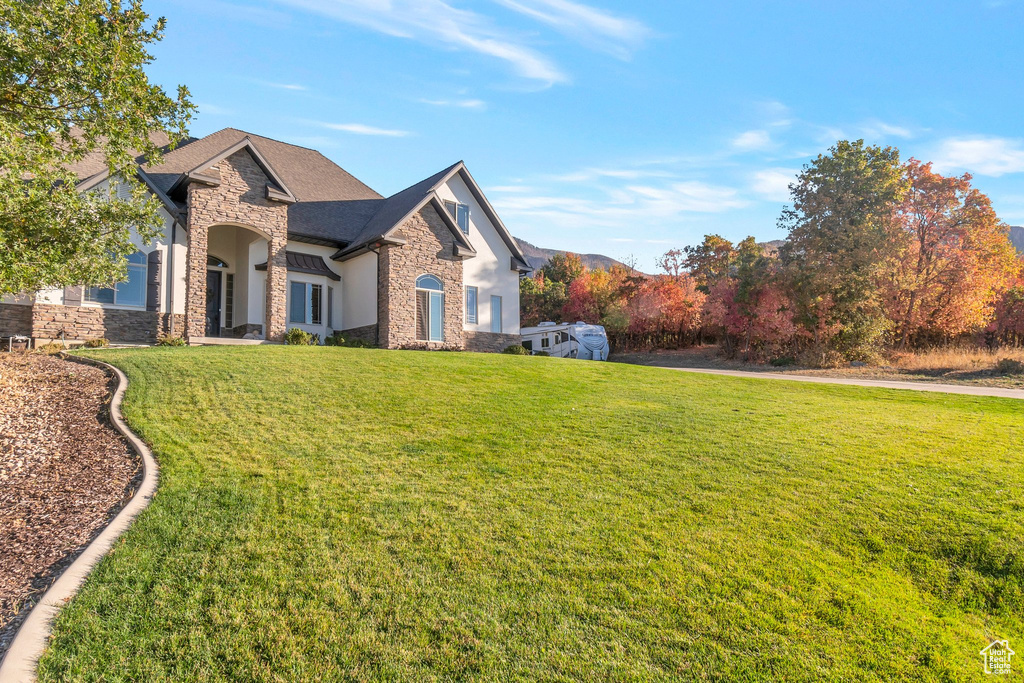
[751,168,796,202]
[732,129,772,151]
[272,0,567,86]
[318,122,411,137]
[492,180,747,233]
[262,81,307,91]
[419,98,488,110]
[860,120,913,140]
[933,137,1024,177]
[491,0,651,59]
[550,167,676,182]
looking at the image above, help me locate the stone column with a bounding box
[265,237,288,341]
[185,223,209,339]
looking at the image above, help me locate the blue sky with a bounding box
[145,0,1024,270]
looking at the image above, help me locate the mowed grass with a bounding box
[40,346,1022,681]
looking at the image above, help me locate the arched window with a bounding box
[207,254,229,268]
[415,274,444,341]
[416,274,443,290]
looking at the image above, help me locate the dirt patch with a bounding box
[0,353,140,658]
[612,346,1024,389]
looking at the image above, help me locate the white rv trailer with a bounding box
[519,321,610,361]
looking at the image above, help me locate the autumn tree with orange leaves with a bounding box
[881,160,1019,348]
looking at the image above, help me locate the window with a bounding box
[465,286,478,324]
[224,274,234,329]
[490,295,502,333]
[85,251,147,307]
[310,284,322,325]
[444,199,470,235]
[541,336,550,349]
[207,254,228,268]
[416,274,444,342]
[327,286,334,328]
[522,340,533,352]
[289,281,323,325]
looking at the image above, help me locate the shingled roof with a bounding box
[89,127,527,268]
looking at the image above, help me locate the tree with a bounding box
[682,235,736,292]
[540,252,585,285]
[702,237,797,359]
[779,140,908,356]
[882,160,1018,346]
[0,0,193,296]
[657,248,686,280]
[990,267,1024,345]
[562,268,626,327]
[623,274,705,348]
[519,272,569,326]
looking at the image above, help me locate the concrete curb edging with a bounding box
[0,356,159,683]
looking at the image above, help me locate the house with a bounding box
[0,128,531,351]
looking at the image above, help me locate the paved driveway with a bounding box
[657,366,1024,400]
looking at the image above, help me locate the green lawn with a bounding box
[40,346,1022,681]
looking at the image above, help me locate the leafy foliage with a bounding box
[779,140,908,355]
[284,328,314,345]
[0,0,193,295]
[881,160,1019,347]
[501,344,530,355]
[155,334,186,347]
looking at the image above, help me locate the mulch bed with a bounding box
[0,353,141,659]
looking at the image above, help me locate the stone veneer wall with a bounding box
[0,303,33,337]
[378,206,464,350]
[185,149,288,340]
[340,324,378,345]
[464,331,522,353]
[230,323,263,338]
[30,304,182,343]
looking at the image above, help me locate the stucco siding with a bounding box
[341,251,378,330]
[435,174,521,335]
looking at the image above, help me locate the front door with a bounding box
[206,270,222,336]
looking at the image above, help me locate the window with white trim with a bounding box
[416,274,444,342]
[465,286,478,324]
[443,200,470,235]
[289,281,323,325]
[85,251,147,306]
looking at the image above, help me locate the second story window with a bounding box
[444,200,470,235]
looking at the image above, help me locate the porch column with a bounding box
[185,223,209,340]
[265,236,287,341]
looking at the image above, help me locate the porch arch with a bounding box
[185,220,287,340]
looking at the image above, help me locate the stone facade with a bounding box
[340,324,378,345]
[0,303,33,337]
[464,331,522,353]
[185,149,288,340]
[378,206,465,349]
[29,304,182,343]
[230,323,264,338]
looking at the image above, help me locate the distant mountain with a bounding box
[515,238,627,272]
[1011,226,1024,254]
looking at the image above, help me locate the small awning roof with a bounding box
[255,251,340,281]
